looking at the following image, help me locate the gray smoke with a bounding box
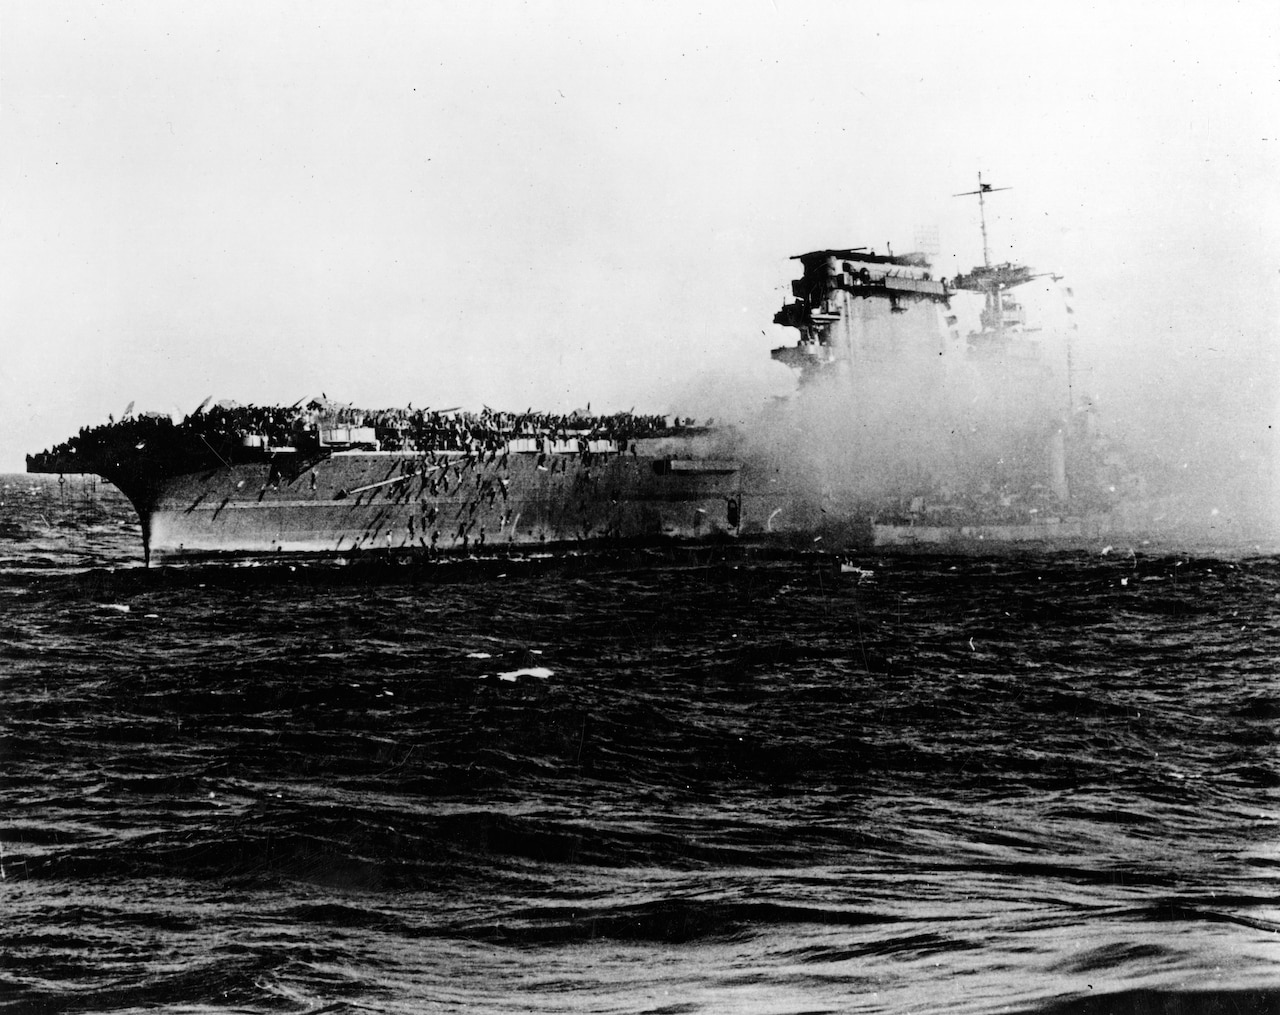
[669,278,1278,549]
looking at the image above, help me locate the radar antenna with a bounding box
[953,172,1011,268]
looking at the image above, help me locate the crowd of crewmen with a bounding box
[33,401,686,464]
[33,412,181,467]
[363,405,676,452]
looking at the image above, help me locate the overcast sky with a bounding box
[2,1,1277,484]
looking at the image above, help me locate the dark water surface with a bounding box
[2,475,1278,1014]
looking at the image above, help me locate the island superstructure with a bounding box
[761,176,1111,544]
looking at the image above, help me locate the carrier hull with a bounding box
[870,519,1109,549]
[29,436,1130,564]
[27,444,1132,563]
[85,445,844,564]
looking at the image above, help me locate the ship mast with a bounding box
[952,176,1075,502]
[952,173,1017,342]
[954,171,1010,269]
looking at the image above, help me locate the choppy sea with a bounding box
[1,473,1278,1015]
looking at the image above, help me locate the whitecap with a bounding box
[495,666,553,682]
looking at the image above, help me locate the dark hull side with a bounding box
[97,447,849,564]
[30,445,1128,565]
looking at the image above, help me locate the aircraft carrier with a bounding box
[28,181,1132,564]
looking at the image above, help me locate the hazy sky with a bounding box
[3,1,1278,479]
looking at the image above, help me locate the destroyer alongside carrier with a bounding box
[29,183,1138,564]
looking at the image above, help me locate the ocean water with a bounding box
[1,473,1277,1015]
